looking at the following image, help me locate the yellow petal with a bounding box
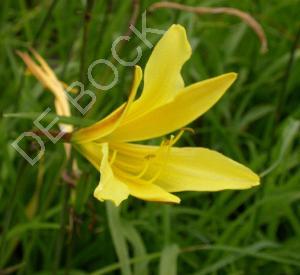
[127,24,191,119]
[111,142,259,193]
[94,143,129,206]
[123,177,180,204]
[72,104,127,142]
[75,142,103,170]
[108,73,237,142]
[156,147,260,192]
[77,141,180,204]
[72,66,142,143]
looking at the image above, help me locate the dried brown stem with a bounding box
[125,0,140,37]
[32,130,72,143]
[149,1,268,53]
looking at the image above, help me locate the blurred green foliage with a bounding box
[1,0,300,274]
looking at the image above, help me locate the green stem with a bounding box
[53,178,70,274]
[79,0,95,85]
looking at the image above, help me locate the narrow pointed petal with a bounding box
[74,24,191,143]
[111,142,259,194]
[127,24,191,119]
[156,147,260,192]
[72,66,142,143]
[94,143,129,206]
[108,73,237,142]
[72,104,127,142]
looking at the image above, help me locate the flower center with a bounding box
[110,128,194,184]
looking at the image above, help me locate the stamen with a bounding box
[114,159,141,170]
[114,155,151,179]
[109,150,118,165]
[112,128,194,184]
[113,146,165,182]
[131,160,150,179]
[147,141,172,183]
[170,127,195,146]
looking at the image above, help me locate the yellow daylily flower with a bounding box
[19,49,73,158]
[18,49,72,133]
[72,24,260,206]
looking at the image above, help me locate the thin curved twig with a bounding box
[125,0,140,37]
[149,1,268,53]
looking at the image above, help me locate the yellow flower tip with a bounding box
[246,166,260,186]
[108,198,124,207]
[173,196,181,204]
[168,24,192,56]
[251,174,261,187]
[169,23,187,34]
[93,186,129,207]
[220,72,238,87]
[134,65,143,77]
[155,193,181,204]
[144,196,181,205]
[131,65,143,96]
[227,72,238,82]
[155,198,181,205]
[240,170,260,189]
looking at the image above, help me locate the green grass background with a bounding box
[1,0,300,274]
